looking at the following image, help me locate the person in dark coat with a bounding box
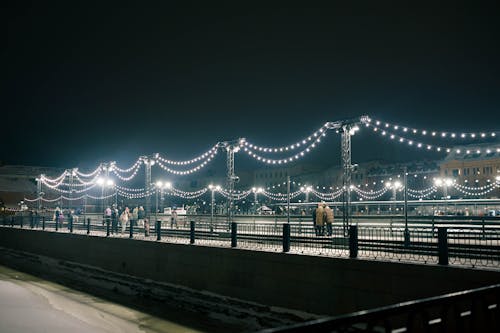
[312,206,317,235]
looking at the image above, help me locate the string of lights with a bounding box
[155,146,218,165]
[111,164,142,181]
[218,189,252,200]
[365,122,449,153]
[407,188,437,199]
[365,122,500,155]
[407,186,437,196]
[369,118,499,140]
[171,187,209,199]
[243,123,330,153]
[452,184,499,197]
[243,133,328,165]
[116,185,145,192]
[155,152,217,175]
[41,173,68,185]
[310,188,344,200]
[74,174,102,186]
[261,190,303,201]
[111,159,143,173]
[75,167,102,178]
[351,187,389,200]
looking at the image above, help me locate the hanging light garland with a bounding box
[369,118,498,141]
[364,120,500,155]
[218,189,252,200]
[155,146,218,165]
[155,151,217,175]
[75,166,102,178]
[351,186,389,200]
[244,123,330,153]
[243,131,329,165]
[170,187,209,199]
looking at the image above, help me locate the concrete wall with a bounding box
[1,227,499,316]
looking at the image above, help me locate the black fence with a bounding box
[1,214,499,269]
[256,283,500,333]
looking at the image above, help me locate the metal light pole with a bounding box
[36,175,43,212]
[142,157,154,218]
[434,178,453,214]
[252,187,262,214]
[208,184,220,230]
[404,168,410,247]
[404,168,408,228]
[217,139,244,225]
[287,176,291,224]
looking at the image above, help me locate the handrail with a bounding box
[257,284,500,332]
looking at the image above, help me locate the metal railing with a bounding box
[256,283,500,333]
[1,214,499,269]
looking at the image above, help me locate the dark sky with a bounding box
[2,1,499,170]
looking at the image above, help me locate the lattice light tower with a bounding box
[326,115,369,231]
[141,156,155,216]
[217,138,245,224]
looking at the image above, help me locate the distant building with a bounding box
[0,165,64,208]
[439,144,500,197]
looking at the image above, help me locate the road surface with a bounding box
[0,264,202,333]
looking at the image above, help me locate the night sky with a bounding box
[2,2,499,171]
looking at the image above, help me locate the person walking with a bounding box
[325,204,334,236]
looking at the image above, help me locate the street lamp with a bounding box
[96,177,114,213]
[300,186,312,202]
[252,187,263,214]
[434,177,454,214]
[208,184,221,229]
[155,181,172,221]
[385,181,402,214]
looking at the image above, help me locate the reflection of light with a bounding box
[96,177,104,186]
[106,179,114,187]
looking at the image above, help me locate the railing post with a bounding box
[431,215,435,237]
[86,218,90,235]
[42,216,46,230]
[11,216,14,227]
[106,218,110,237]
[156,220,161,241]
[482,217,485,240]
[55,217,58,231]
[129,219,134,239]
[404,228,411,248]
[438,227,448,265]
[283,223,291,252]
[30,216,34,229]
[190,220,195,244]
[349,225,358,258]
[231,222,237,248]
[69,215,73,233]
[20,216,23,228]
